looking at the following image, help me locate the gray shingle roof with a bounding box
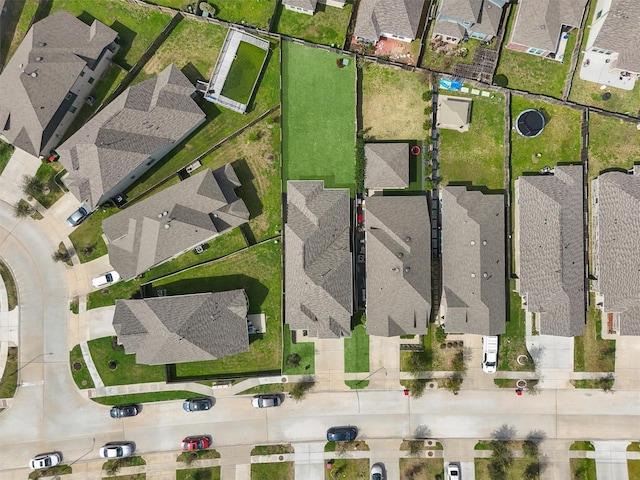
[590,0,640,73]
[365,195,431,337]
[592,169,640,335]
[515,165,585,336]
[57,64,205,210]
[433,19,467,39]
[435,0,503,38]
[441,186,506,335]
[509,0,587,52]
[285,180,353,338]
[103,166,249,281]
[439,0,481,22]
[283,0,318,11]
[364,143,409,190]
[354,0,426,42]
[471,0,504,37]
[113,290,249,365]
[437,95,472,131]
[0,10,117,156]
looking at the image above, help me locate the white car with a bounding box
[446,462,460,480]
[92,270,121,289]
[29,452,61,469]
[99,442,134,458]
[482,335,498,374]
[251,394,282,408]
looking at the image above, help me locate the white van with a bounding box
[482,336,498,374]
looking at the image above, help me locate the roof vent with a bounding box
[483,272,488,278]
[405,267,410,273]
[39,42,46,47]
[164,224,170,229]
[392,267,400,272]
[471,272,476,278]
[163,211,168,216]
[470,240,476,246]
[397,252,403,258]
[482,240,487,245]
[30,72,37,78]
[405,236,411,242]
[158,213,163,218]
[35,56,43,62]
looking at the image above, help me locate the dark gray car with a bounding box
[183,397,213,412]
[326,426,358,442]
[110,404,140,419]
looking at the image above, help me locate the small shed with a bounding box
[437,95,472,132]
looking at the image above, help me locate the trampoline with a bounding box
[515,109,545,138]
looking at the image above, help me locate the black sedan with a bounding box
[183,397,213,412]
[110,404,140,419]
[326,426,358,442]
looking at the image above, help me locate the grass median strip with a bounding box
[91,391,206,405]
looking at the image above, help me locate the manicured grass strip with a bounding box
[220,41,267,105]
[177,449,221,462]
[28,465,71,479]
[344,324,369,373]
[69,344,96,389]
[438,90,505,190]
[324,458,369,479]
[570,441,595,451]
[628,442,640,452]
[629,460,640,480]
[570,458,597,480]
[251,462,294,480]
[498,280,534,372]
[157,241,282,377]
[251,445,294,456]
[68,205,117,264]
[344,380,368,389]
[0,140,15,176]
[275,2,352,47]
[32,162,66,209]
[87,279,141,310]
[0,347,18,398]
[587,113,640,180]
[0,260,18,311]
[176,467,220,480]
[87,336,166,386]
[399,458,444,479]
[91,391,204,405]
[574,294,615,372]
[103,456,146,471]
[282,41,356,191]
[282,324,315,375]
[201,0,275,29]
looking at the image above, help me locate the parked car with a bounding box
[446,462,460,480]
[251,394,282,408]
[326,426,358,442]
[92,270,121,289]
[371,462,385,480]
[481,336,498,374]
[66,205,89,227]
[181,435,212,451]
[29,452,61,469]
[99,442,135,458]
[110,404,140,419]
[183,397,213,412]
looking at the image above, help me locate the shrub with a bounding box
[13,199,33,218]
[424,106,432,116]
[407,440,424,457]
[407,379,428,398]
[423,120,432,130]
[435,325,447,343]
[289,377,315,401]
[422,90,433,102]
[523,440,539,458]
[22,175,45,197]
[286,353,301,368]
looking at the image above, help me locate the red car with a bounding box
[181,436,211,451]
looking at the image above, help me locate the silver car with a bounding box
[99,442,135,458]
[251,394,282,408]
[29,452,61,469]
[66,205,89,227]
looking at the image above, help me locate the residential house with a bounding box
[515,165,585,337]
[102,166,249,281]
[57,64,206,211]
[284,180,353,339]
[354,0,426,44]
[364,143,409,190]
[580,0,640,89]
[112,290,249,365]
[506,0,587,59]
[365,195,431,337]
[440,186,506,335]
[0,10,118,156]
[433,0,506,43]
[282,0,347,15]
[436,95,472,132]
[592,168,640,335]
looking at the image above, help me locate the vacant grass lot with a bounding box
[0,0,39,63]
[588,113,640,180]
[344,324,369,373]
[362,61,428,141]
[498,280,534,372]
[126,36,280,199]
[282,41,355,191]
[204,0,276,29]
[570,458,597,480]
[251,462,294,480]
[510,96,582,181]
[49,0,172,70]
[495,6,576,98]
[325,459,369,479]
[68,205,118,263]
[283,325,315,375]
[400,458,444,480]
[221,41,268,104]
[275,2,352,47]
[438,91,505,190]
[574,295,615,372]
[0,140,15,176]
[155,241,282,376]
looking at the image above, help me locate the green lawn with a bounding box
[27,465,72,480]
[176,467,220,480]
[587,113,640,180]
[125,36,280,199]
[204,0,276,29]
[251,462,294,480]
[510,96,582,181]
[275,2,352,47]
[32,162,66,208]
[399,458,444,480]
[91,390,205,405]
[283,325,315,375]
[0,140,15,176]
[221,41,268,104]
[151,0,188,9]
[574,295,615,372]
[68,205,117,263]
[103,456,146,471]
[628,442,640,452]
[475,458,540,480]
[282,41,356,191]
[344,324,369,373]
[438,90,505,190]
[69,344,95,389]
[0,0,39,64]
[570,458,597,480]
[87,278,142,310]
[325,459,369,480]
[361,61,429,141]
[177,449,221,462]
[629,460,640,480]
[498,280,534,372]
[570,441,595,451]
[86,337,166,386]
[155,241,282,377]
[495,5,577,98]
[0,347,18,398]
[0,260,18,311]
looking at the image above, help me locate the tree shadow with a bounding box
[492,424,517,441]
[232,157,262,219]
[109,20,137,70]
[181,61,206,84]
[0,0,26,64]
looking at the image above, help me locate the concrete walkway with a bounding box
[79,342,104,389]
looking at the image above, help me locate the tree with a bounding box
[22,175,45,197]
[451,350,465,373]
[490,439,513,470]
[406,349,433,377]
[443,373,463,395]
[407,379,428,398]
[599,374,614,392]
[52,250,70,263]
[523,440,539,458]
[406,440,424,457]
[104,458,125,476]
[13,200,33,218]
[289,376,314,401]
[286,353,301,368]
[523,461,540,479]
